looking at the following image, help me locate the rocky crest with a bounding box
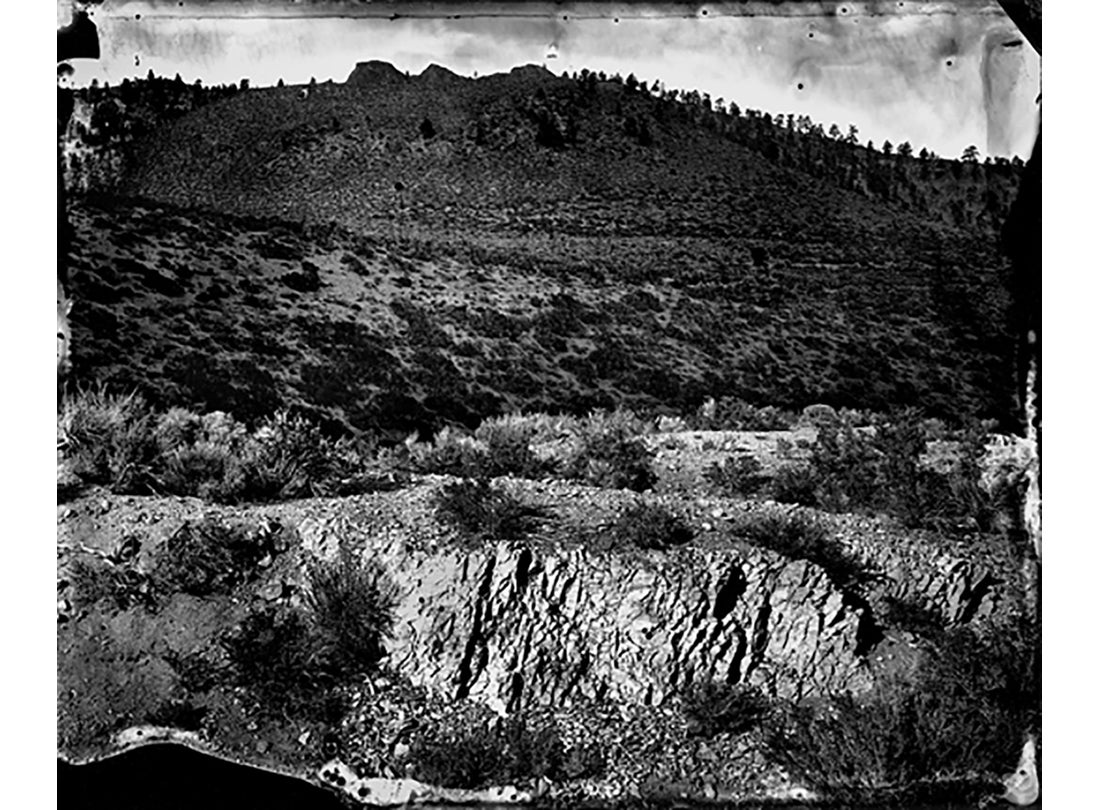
[346,60,408,87]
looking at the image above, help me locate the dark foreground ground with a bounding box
[58,745,1029,810]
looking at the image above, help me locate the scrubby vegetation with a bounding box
[220,550,397,718]
[762,620,1040,802]
[303,548,399,673]
[407,415,551,479]
[560,410,656,492]
[58,60,1038,808]
[410,716,603,789]
[68,553,155,613]
[58,386,403,503]
[151,518,285,598]
[726,510,870,591]
[683,682,771,738]
[433,479,549,546]
[62,59,1022,435]
[704,452,767,497]
[607,502,694,551]
[770,409,1022,532]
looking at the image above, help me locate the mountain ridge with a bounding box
[61,64,1023,433]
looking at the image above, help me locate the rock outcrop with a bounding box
[298,515,873,711]
[346,61,408,87]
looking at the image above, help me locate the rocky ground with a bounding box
[56,428,1033,806]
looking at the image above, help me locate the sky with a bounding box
[61,1,1040,160]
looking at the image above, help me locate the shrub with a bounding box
[772,463,819,506]
[408,426,486,477]
[68,555,156,612]
[433,479,547,546]
[154,408,385,503]
[233,410,333,500]
[151,518,284,598]
[683,682,771,738]
[412,717,566,789]
[220,605,343,719]
[800,411,1016,532]
[153,409,249,501]
[303,549,399,674]
[727,511,867,590]
[607,502,694,550]
[57,385,157,492]
[762,623,1039,802]
[704,453,767,496]
[410,417,550,479]
[562,409,656,491]
[61,390,390,504]
[474,416,552,479]
[692,397,798,431]
[808,419,882,513]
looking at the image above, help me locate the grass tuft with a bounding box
[433,479,548,546]
[303,549,399,673]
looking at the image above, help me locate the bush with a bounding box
[57,385,157,492]
[762,623,1039,802]
[68,555,156,613]
[434,479,547,546]
[704,453,767,496]
[798,410,1017,533]
[233,410,334,500]
[772,463,819,506]
[412,717,566,789]
[151,518,285,598]
[727,511,867,590]
[408,426,485,476]
[808,419,882,513]
[692,396,798,431]
[562,409,656,491]
[153,409,249,501]
[410,417,550,479]
[303,549,398,674]
[57,382,396,503]
[221,605,345,719]
[62,396,391,504]
[683,682,771,738]
[474,416,552,479]
[607,502,694,550]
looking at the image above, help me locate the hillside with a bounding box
[63,64,1021,434]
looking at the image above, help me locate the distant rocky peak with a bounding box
[419,63,463,84]
[346,60,408,86]
[508,63,556,80]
